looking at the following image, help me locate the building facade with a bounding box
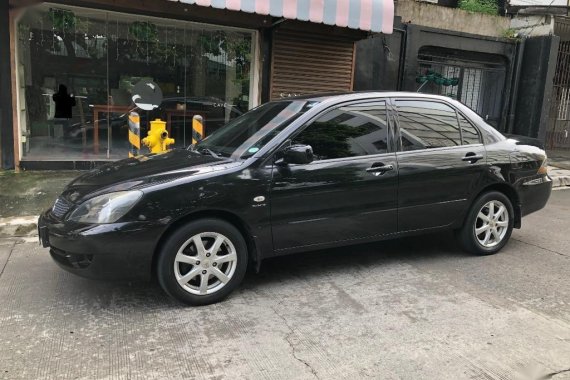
[355,21,518,133]
[355,0,564,146]
[1,0,393,170]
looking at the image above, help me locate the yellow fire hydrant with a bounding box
[142,119,175,154]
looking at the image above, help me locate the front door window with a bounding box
[292,101,390,160]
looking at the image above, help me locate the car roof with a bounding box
[281,91,456,102]
[274,91,506,143]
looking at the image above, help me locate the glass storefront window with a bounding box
[16,4,257,161]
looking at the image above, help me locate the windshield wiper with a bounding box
[197,148,221,159]
[197,147,234,159]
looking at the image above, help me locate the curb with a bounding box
[553,177,570,188]
[549,167,570,188]
[0,216,38,238]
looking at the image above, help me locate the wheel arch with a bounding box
[468,183,522,229]
[150,210,260,278]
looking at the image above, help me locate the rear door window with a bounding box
[458,113,482,145]
[396,100,462,151]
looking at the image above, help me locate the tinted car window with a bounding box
[458,113,482,145]
[293,102,389,160]
[396,100,462,151]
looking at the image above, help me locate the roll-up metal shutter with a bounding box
[270,28,356,100]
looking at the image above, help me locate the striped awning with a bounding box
[170,0,394,34]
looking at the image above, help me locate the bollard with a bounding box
[128,112,140,158]
[192,115,204,145]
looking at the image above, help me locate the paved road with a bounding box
[0,190,569,380]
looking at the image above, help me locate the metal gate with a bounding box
[417,49,507,128]
[548,40,570,150]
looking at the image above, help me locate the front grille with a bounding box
[52,197,71,218]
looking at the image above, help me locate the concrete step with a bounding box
[550,166,570,188]
[0,216,38,238]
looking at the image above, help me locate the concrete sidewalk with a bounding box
[0,170,79,218]
[0,170,79,238]
[0,166,569,238]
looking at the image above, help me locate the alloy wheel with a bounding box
[474,200,509,248]
[174,232,238,295]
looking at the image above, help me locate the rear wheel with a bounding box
[157,219,248,306]
[457,191,514,255]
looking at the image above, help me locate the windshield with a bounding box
[193,100,318,159]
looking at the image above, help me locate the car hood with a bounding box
[61,149,242,202]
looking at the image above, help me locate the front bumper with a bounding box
[38,211,167,281]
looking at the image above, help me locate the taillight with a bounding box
[537,158,548,175]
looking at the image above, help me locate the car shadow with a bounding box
[52,230,471,310]
[241,230,471,290]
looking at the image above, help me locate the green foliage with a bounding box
[501,28,518,39]
[18,23,30,42]
[416,71,459,87]
[50,8,76,31]
[199,31,252,91]
[199,32,251,63]
[458,0,498,15]
[129,21,158,42]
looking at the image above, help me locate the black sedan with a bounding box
[38,92,552,305]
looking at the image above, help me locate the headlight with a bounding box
[67,191,143,224]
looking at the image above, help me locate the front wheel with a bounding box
[157,219,248,306]
[457,191,514,255]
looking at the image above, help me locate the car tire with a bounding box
[457,191,514,255]
[157,218,248,306]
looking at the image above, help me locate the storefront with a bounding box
[0,0,14,170]
[3,0,394,169]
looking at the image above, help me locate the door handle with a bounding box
[462,153,484,163]
[366,163,394,176]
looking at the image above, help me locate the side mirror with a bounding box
[281,144,314,165]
